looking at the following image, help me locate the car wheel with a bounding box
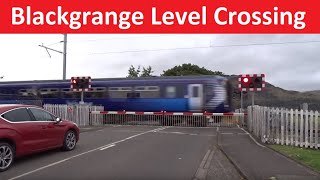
[62,130,77,151]
[0,142,14,172]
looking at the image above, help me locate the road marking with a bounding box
[238,125,266,148]
[220,133,233,135]
[8,126,168,180]
[194,149,215,180]
[100,144,115,151]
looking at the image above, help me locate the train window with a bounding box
[147,86,159,91]
[19,89,27,95]
[62,88,71,92]
[135,87,145,91]
[134,86,159,91]
[166,86,176,98]
[109,87,132,91]
[121,87,132,91]
[40,89,48,94]
[39,88,59,98]
[18,89,36,96]
[109,87,119,91]
[134,86,159,98]
[127,92,140,98]
[192,86,199,97]
[96,88,106,91]
[86,87,107,98]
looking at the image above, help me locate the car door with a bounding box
[1,107,46,153]
[28,107,66,148]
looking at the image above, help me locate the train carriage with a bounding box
[0,75,233,113]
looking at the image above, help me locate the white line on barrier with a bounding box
[8,126,167,180]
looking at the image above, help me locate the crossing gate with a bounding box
[90,111,247,127]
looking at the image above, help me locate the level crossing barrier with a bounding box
[90,110,247,127]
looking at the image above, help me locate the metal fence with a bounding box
[90,111,247,127]
[44,104,104,127]
[247,105,319,149]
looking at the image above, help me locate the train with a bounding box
[0,75,234,113]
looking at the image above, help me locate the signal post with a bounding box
[70,76,92,104]
[238,74,266,111]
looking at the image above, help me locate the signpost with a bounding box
[238,74,265,111]
[70,76,92,104]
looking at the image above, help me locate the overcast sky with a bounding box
[0,34,319,92]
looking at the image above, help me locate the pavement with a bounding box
[218,126,320,180]
[0,125,318,180]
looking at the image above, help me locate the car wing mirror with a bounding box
[55,117,62,124]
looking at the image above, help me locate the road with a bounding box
[2,125,316,180]
[0,125,242,180]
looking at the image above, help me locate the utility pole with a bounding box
[251,91,255,106]
[63,34,67,80]
[39,34,67,80]
[240,90,243,112]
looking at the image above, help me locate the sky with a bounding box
[0,34,319,92]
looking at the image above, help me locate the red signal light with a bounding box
[242,77,249,84]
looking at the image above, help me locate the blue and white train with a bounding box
[0,75,233,113]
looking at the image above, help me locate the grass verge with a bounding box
[269,144,320,173]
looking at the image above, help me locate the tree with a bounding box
[161,63,225,76]
[141,66,154,77]
[127,65,140,78]
[127,65,153,77]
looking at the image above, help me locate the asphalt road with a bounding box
[2,124,319,180]
[1,125,241,180]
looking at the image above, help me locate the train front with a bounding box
[203,76,233,113]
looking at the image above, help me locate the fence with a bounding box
[43,104,104,127]
[90,111,247,127]
[247,105,319,149]
[43,104,246,127]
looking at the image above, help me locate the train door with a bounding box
[188,84,203,111]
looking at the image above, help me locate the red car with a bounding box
[0,104,80,172]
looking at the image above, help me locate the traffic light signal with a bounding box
[238,74,265,91]
[71,76,91,91]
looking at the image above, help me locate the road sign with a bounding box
[238,74,265,92]
[70,76,91,92]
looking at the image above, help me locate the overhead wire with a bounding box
[84,40,320,55]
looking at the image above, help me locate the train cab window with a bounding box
[192,86,199,97]
[166,86,176,98]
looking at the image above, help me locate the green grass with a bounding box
[269,145,320,172]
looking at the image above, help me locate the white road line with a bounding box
[238,125,266,148]
[220,133,233,135]
[99,144,115,151]
[8,126,167,180]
